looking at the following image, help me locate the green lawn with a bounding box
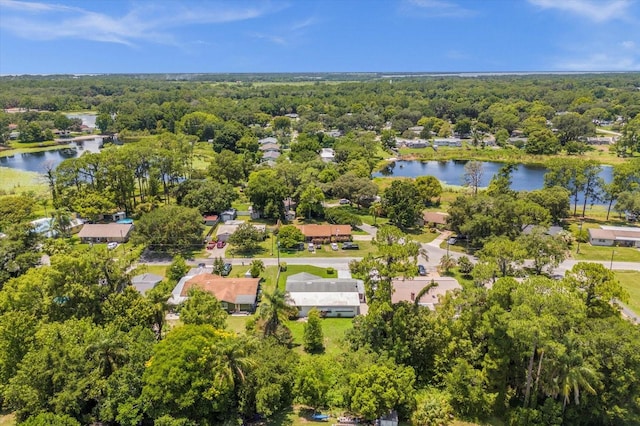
[616,270,640,315]
[286,318,353,356]
[0,167,48,196]
[574,245,640,262]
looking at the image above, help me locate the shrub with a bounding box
[326,267,336,275]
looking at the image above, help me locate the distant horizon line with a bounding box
[1,71,639,78]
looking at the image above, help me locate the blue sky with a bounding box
[1,0,639,74]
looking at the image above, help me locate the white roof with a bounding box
[601,225,640,233]
[288,292,361,307]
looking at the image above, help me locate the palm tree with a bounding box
[259,288,295,338]
[439,254,457,275]
[51,208,72,237]
[369,201,383,225]
[543,334,598,412]
[212,336,256,389]
[250,259,265,278]
[87,329,128,377]
[414,279,438,307]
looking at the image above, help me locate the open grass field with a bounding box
[616,270,640,315]
[0,166,48,195]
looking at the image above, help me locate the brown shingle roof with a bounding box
[296,224,352,238]
[423,212,449,225]
[77,224,133,239]
[181,273,260,305]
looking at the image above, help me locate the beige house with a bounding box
[588,226,640,247]
[77,223,133,243]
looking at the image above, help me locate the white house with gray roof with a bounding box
[285,272,364,318]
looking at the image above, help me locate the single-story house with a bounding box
[391,277,462,310]
[408,126,424,134]
[203,215,219,226]
[286,272,365,303]
[324,129,343,138]
[285,113,299,119]
[220,209,237,223]
[77,223,133,243]
[586,136,614,145]
[433,138,462,147]
[259,142,280,152]
[296,224,352,243]
[216,222,266,242]
[287,291,360,318]
[422,211,449,226]
[131,273,163,295]
[258,136,278,145]
[320,147,335,162]
[170,273,260,313]
[588,226,640,247]
[261,151,281,162]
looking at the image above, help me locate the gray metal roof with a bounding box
[286,272,364,294]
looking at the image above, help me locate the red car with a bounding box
[206,241,216,249]
[216,240,226,249]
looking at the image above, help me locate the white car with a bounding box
[330,243,339,251]
[107,242,119,250]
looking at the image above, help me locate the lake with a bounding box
[0,138,103,173]
[374,160,613,203]
[66,113,97,129]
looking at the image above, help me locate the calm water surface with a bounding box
[0,138,103,173]
[374,160,613,203]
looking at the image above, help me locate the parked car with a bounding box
[447,237,458,245]
[308,243,315,252]
[339,198,350,205]
[418,265,427,276]
[330,242,339,251]
[206,241,216,249]
[107,242,118,250]
[217,240,226,249]
[221,263,232,276]
[342,242,359,250]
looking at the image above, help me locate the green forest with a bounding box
[0,73,639,426]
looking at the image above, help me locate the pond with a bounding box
[0,138,103,173]
[374,160,613,203]
[66,113,97,129]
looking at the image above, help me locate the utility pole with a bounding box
[576,220,584,254]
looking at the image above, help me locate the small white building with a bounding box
[258,136,278,145]
[320,147,335,162]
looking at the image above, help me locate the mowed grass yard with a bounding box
[616,270,640,315]
[574,245,640,262]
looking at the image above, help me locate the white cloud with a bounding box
[556,51,640,71]
[528,0,633,23]
[402,0,476,18]
[622,40,637,49]
[0,0,281,46]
